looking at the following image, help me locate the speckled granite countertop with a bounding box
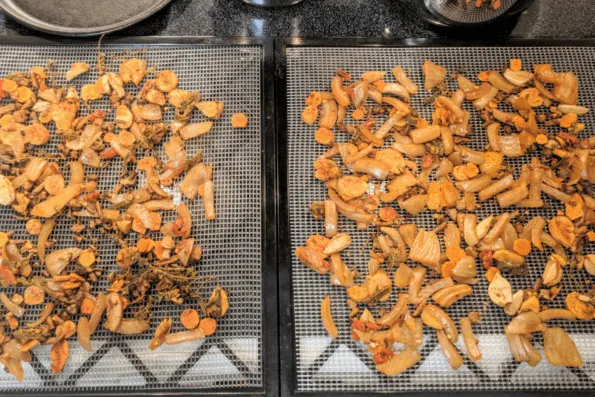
[0,0,594,39]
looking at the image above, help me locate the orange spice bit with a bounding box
[559,113,577,129]
[352,108,364,120]
[378,207,398,222]
[510,58,522,72]
[536,134,548,145]
[485,266,500,282]
[441,261,456,277]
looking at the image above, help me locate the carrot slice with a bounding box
[181,309,200,330]
[378,207,398,222]
[78,250,96,268]
[559,113,577,128]
[80,297,96,315]
[24,286,45,305]
[512,238,532,256]
[314,127,335,145]
[25,219,42,235]
[198,317,217,336]
[352,108,365,120]
[231,113,248,128]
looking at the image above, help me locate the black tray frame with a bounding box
[275,37,595,397]
[0,35,278,397]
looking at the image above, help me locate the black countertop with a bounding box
[0,0,594,39]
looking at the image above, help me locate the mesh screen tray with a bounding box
[0,38,273,395]
[283,42,595,393]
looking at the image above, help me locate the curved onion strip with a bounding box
[392,66,418,94]
[410,277,454,305]
[483,212,512,244]
[478,174,514,202]
[505,311,544,334]
[473,85,499,110]
[410,125,441,144]
[488,71,516,93]
[37,218,55,265]
[89,293,107,335]
[165,328,206,345]
[441,127,455,155]
[320,296,339,338]
[539,309,576,322]
[114,319,150,335]
[433,284,473,308]
[380,227,407,262]
[324,200,338,238]
[436,329,464,370]
[374,112,402,139]
[408,266,426,300]
[376,346,421,376]
[436,96,465,121]
[0,292,25,317]
[506,332,542,367]
[455,174,492,193]
[26,302,54,328]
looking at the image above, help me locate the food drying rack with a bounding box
[0,36,594,397]
[0,36,278,397]
[276,38,595,397]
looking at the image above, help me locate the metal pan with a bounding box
[0,0,171,36]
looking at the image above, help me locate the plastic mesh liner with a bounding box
[426,0,517,24]
[286,46,595,392]
[0,44,262,392]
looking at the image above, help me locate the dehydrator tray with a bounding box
[276,38,595,397]
[0,36,277,397]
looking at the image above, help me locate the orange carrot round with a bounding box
[352,108,364,120]
[314,127,335,146]
[199,317,217,336]
[378,207,398,222]
[181,309,200,330]
[25,219,42,235]
[24,285,45,305]
[512,238,532,256]
[231,113,248,128]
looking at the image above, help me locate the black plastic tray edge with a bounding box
[0,35,278,397]
[275,37,595,397]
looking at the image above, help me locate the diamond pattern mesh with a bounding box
[0,44,262,392]
[286,46,595,392]
[427,0,517,24]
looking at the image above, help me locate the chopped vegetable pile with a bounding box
[0,46,243,381]
[298,59,594,375]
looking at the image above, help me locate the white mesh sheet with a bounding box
[286,46,595,392]
[0,44,262,392]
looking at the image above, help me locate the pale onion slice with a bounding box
[408,229,441,272]
[543,327,584,367]
[376,346,421,376]
[320,296,338,339]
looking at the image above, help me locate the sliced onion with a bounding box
[505,311,544,334]
[473,85,499,110]
[436,329,464,370]
[543,327,583,367]
[376,346,421,376]
[488,71,516,93]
